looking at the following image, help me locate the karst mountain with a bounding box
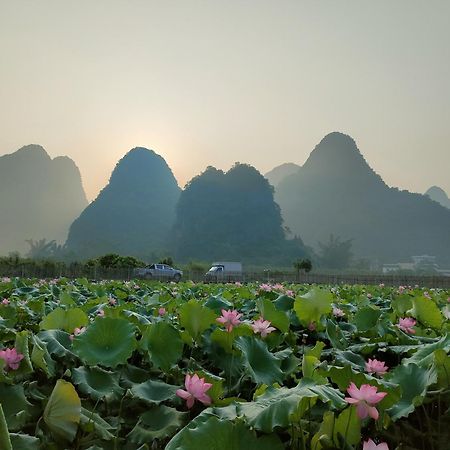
[0,145,88,255]
[66,147,180,260]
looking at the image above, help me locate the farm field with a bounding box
[0,278,449,449]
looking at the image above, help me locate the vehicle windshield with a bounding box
[208,266,220,272]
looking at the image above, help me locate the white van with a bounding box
[205,262,242,282]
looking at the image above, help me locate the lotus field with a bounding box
[0,278,449,450]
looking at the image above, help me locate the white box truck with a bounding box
[205,262,242,282]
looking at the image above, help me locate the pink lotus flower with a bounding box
[308,322,316,331]
[0,347,24,370]
[363,438,389,450]
[424,291,431,299]
[333,307,345,317]
[379,283,385,288]
[97,309,105,317]
[259,283,272,292]
[158,307,166,316]
[74,326,86,336]
[397,317,416,334]
[176,373,212,409]
[365,358,388,376]
[285,290,295,297]
[70,326,86,341]
[345,383,387,420]
[398,286,405,294]
[1,298,10,305]
[234,281,242,287]
[367,293,372,299]
[108,297,117,305]
[272,283,284,291]
[251,318,276,338]
[216,309,242,332]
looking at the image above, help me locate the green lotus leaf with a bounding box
[72,366,124,401]
[130,379,178,404]
[235,336,283,385]
[0,385,32,431]
[433,349,450,388]
[80,407,115,441]
[353,306,381,332]
[179,299,216,340]
[73,318,136,368]
[141,322,183,372]
[228,379,344,432]
[43,380,81,442]
[31,335,56,378]
[166,414,284,450]
[37,330,74,358]
[322,365,400,410]
[311,408,360,450]
[40,307,89,333]
[204,295,233,313]
[13,331,33,376]
[294,288,333,330]
[0,403,12,450]
[402,334,450,367]
[210,325,253,353]
[326,320,348,350]
[256,298,289,332]
[128,405,187,444]
[387,363,437,420]
[273,294,294,311]
[410,296,443,329]
[9,433,40,450]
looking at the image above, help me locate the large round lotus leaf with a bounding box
[72,366,124,401]
[128,405,187,444]
[130,379,178,404]
[166,414,284,450]
[0,385,32,431]
[73,318,137,368]
[9,433,40,450]
[43,380,81,443]
[40,307,89,333]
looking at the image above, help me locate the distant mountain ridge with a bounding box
[275,132,450,265]
[65,147,181,260]
[173,163,308,263]
[425,186,450,209]
[265,163,300,187]
[0,144,88,255]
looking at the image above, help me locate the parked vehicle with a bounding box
[134,263,183,281]
[205,261,242,282]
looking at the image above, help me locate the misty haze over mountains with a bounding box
[1,133,449,267]
[0,145,87,255]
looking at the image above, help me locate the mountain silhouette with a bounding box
[425,186,450,209]
[275,132,450,265]
[173,163,308,263]
[265,163,300,187]
[0,145,88,255]
[66,147,180,260]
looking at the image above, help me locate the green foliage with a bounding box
[166,414,285,450]
[294,288,333,329]
[235,336,284,385]
[318,234,353,270]
[73,318,137,368]
[179,299,216,340]
[43,380,81,442]
[141,322,183,371]
[0,278,448,449]
[40,307,89,333]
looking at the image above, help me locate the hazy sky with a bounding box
[1,0,449,201]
